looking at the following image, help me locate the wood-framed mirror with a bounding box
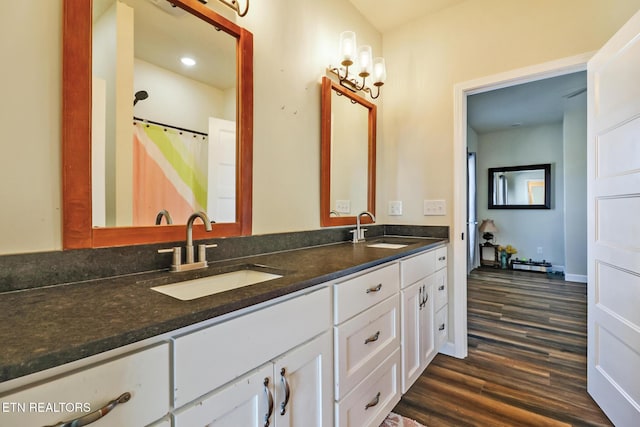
[488,163,551,209]
[63,0,253,249]
[320,76,376,227]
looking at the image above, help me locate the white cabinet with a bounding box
[174,331,333,427]
[333,263,401,427]
[400,278,434,393]
[400,245,448,393]
[173,287,331,407]
[0,344,170,427]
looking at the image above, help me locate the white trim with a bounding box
[451,52,593,359]
[565,274,588,283]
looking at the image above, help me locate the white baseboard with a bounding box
[565,273,587,283]
[439,342,463,359]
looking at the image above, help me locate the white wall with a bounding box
[477,123,565,266]
[379,0,640,230]
[563,91,588,281]
[1,0,639,255]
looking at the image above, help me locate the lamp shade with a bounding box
[478,219,498,233]
[357,45,373,77]
[339,31,356,67]
[372,57,386,85]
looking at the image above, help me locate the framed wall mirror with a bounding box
[63,0,253,248]
[320,77,376,227]
[488,163,551,209]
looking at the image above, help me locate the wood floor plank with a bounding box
[393,268,612,427]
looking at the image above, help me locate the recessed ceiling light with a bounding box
[181,57,196,67]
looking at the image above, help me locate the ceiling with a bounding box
[467,72,587,134]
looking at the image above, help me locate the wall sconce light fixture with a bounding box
[214,0,249,17]
[329,30,386,99]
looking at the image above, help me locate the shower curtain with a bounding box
[132,122,208,225]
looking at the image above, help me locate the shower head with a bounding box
[133,90,149,106]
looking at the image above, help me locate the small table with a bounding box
[479,243,499,267]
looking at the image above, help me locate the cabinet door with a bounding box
[173,364,273,427]
[420,280,436,370]
[400,279,421,393]
[273,331,333,427]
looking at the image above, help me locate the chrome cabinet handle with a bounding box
[419,286,423,309]
[439,323,446,331]
[365,392,381,410]
[366,283,382,294]
[279,368,290,416]
[364,331,381,345]
[264,378,274,427]
[43,392,131,427]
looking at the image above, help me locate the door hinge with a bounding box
[461,232,465,240]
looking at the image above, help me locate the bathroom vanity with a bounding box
[0,234,447,427]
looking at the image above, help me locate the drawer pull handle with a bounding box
[43,392,131,427]
[366,283,383,294]
[439,256,446,261]
[264,378,274,427]
[365,392,381,410]
[439,323,446,331]
[438,285,445,291]
[279,368,290,416]
[364,331,381,344]
[419,286,423,309]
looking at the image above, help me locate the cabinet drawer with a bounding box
[334,296,399,399]
[0,344,170,427]
[435,246,448,270]
[335,349,400,427]
[433,268,447,312]
[334,263,399,324]
[174,287,331,407]
[436,306,448,348]
[400,250,435,288]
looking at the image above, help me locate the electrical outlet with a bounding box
[335,200,350,214]
[423,199,446,216]
[388,201,403,216]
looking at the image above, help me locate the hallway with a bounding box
[393,268,612,426]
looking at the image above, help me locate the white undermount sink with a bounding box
[366,242,409,249]
[151,266,283,301]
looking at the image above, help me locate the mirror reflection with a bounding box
[329,88,369,215]
[488,163,551,209]
[92,0,237,227]
[320,77,376,227]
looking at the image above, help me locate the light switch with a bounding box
[388,201,403,216]
[335,200,350,214]
[424,199,446,215]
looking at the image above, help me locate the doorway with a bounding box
[447,53,591,359]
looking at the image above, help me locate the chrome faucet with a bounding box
[352,211,376,243]
[158,211,217,272]
[155,209,173,225]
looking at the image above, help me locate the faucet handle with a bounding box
[198,243,218,264]
[349,229,358,243]
[158,247,182,272]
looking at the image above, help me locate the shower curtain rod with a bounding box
[133,116,208,137]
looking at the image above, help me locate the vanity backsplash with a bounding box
[0,225,448,293]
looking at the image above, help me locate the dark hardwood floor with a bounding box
[393,268,613,427]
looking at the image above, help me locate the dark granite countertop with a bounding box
[0,236,446,384]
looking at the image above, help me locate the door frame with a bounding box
[448,52,593,359]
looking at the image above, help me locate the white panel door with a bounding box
[587,8,640,426]
[207,117,236,223]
